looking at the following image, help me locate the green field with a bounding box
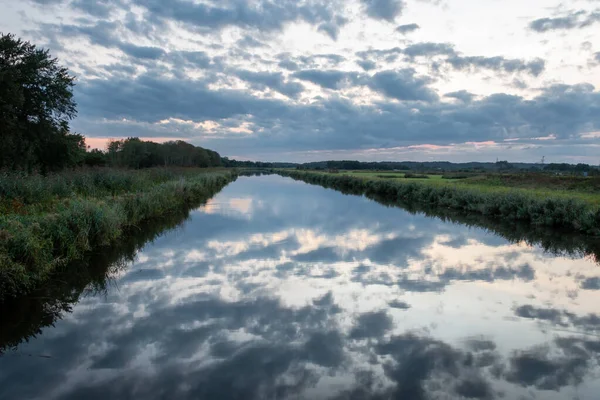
[323,170,600,208]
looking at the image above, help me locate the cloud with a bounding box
[444,90,475,103]
[317,16,348,40]
[136,0,347,34]
[580,277,600,290]
[236,35,268,49]
[447,56,546,76]
[403,42,456,58]
[235,69,304,98]
[118,43,165,59]
[369,69,439,102]
[71,0,117,18]
[396,23,420,34]
[361,0,405,22]
[357,59,377,71]
[292,69,357,89]
[529,9,600,32]
[349,311,393,339]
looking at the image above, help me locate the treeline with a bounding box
[544,163,596,173]
[90,138,222,168]
[295,160,600,173]
[221,158,275,168]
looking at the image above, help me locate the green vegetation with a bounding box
[277,170,600,236]
[335,170,600,207]
[105,138,222,169]
[404,173,430,179]
[0,168,236,300]
[1,33,83,172]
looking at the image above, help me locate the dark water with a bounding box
[1,175,600,400]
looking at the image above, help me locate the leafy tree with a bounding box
[84,149,108,167]
[1,33,81,171]
[105,137,222,169]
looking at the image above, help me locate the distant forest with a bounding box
[224,159,599,174]
[95,138,221,169]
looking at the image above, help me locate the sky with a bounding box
[2,0,600,163]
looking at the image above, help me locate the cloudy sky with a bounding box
[2,0,600,162]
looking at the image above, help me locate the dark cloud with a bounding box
[278,59,300,71]
[440,264,535,282]
[529,9,600,32]
[71,0,118,18]
[444,90,475,103]
[136,0,347,34]
[403,42,456,58]
[595,52,600,62]
[356,46,403,63]
[581,276,600,289]
[357,42,545,77]
[236,35,268,48]
[167,51,212,69]
[317,16,348,40]
[388,299,411,309]
[292,69,357,89]
[447,56,546,77]
[505,344,590,391]
[361,0,405,22]
[357,59,377,71]
[396,23,420,34]
[235,69,304,98]
[515,305,600,331]
[118,43,165,59]
[375,333,497,399]
[369,69,439,102]
[349,311,393,339]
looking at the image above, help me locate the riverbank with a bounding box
[0,168,236,300]
[277,170,600,236]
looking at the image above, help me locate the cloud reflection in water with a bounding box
[1,175,599,400]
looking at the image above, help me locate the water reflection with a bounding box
[1,175,599,400]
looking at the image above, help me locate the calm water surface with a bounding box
[1,175,600,399]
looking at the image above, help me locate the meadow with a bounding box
[0,168,236,300]
[322,170,600,207]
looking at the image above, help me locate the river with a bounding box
[1,174,599,399]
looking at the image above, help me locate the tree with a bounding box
[84,149,108,167]
[0,33,80,171]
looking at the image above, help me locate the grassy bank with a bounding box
[277,170,600,236]
[342,170,600,207]
[0,168,236,300]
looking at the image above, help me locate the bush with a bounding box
[404,173,429,179]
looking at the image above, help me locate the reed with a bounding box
[0,168,236,299]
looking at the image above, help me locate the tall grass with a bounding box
[278,170,600,236]
[0,168,236,299]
